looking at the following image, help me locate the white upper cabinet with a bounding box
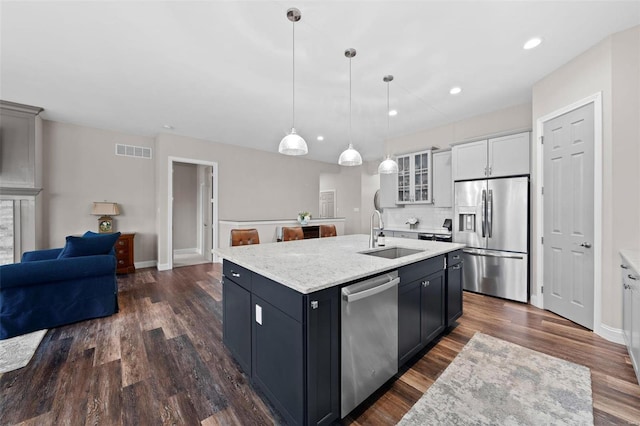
[488,132,530,178]
[396,150,432,204]
[452,132,530,181]
[452,139,487,181]
[432,150,452,208]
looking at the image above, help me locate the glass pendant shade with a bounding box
[378,155,399,174]
[279,128,308,155]
[338,143,363,166]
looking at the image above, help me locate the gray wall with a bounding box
[41,120,157,263]
[172,162,198,251]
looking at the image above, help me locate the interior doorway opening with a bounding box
[169,158,217,269]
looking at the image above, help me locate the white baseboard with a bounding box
[157,263,171,271]
[134,260,157,269]
[596,323,624,345]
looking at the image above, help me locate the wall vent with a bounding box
[115,144,152,159]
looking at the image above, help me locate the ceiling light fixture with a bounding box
[278,7,308,156]
[162,124,174,130]
[523,37,542,50]
[338,48,362,166]
[317,136,324,141]
[378,75,399,175]
[388,110,398,116]
[449,87,462,95]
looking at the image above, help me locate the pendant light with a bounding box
[378,75,399,174]
[338,48,362,166]
[278,8,308,156]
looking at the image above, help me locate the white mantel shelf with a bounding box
[215,234,464,294]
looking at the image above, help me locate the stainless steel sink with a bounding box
[359,247,424,259]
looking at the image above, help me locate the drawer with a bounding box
[117,258,130,267]
[116,238,131,248]
[223,260,252,291]
[448,250,463,266]
[399,255,445,286]
[115,246,130,257]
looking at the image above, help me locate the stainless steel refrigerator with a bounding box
[453,177,529,302]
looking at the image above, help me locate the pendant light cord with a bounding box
[386,80,390,140]
[292,19,296,129]
[349,56,352,144]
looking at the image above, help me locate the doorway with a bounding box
[536,93,602,332]
[168,157,218,269]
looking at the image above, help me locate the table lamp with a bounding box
[91,202,120,233]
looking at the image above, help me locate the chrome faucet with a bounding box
[370,210,384,248]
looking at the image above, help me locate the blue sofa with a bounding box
[0,232,120,340]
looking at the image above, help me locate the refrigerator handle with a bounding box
[487,189,493,238]
[481,189,486,237]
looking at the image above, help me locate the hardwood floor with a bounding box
[1,263,639,425]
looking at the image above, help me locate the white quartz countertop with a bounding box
[215,234,465,294]
[620,249,640,275]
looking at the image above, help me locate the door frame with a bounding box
[319,189,337,218]
[167,156,219,270]
[534,92,611,339]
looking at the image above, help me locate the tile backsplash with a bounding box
[383,205,453,230]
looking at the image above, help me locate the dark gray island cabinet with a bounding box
[221,243,463,426]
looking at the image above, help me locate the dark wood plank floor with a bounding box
[1,263,639,425]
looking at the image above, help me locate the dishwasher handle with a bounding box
[343,277,400,303]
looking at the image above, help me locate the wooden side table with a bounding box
[114,233,135,274]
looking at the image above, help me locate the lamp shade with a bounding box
[378,156,399,174]
[91,202,120,216]
[338,144,362,166]
[279,128,308,155]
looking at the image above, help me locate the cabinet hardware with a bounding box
[629,275,639,281]
[231,271,241,278]
[488,166,492,175]
[311,301,319,309]
[422,281,430,287]
[453,255,460,260]
[255,304,262,325]
[579,242,592,248]
[451,264,462,270]
[621,264,629,269]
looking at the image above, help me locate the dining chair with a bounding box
[320,224,337,238]
[230,228,260,246]
[282,226,304,241]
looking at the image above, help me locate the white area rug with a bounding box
[398,332,594,425]
[0,329,47,373]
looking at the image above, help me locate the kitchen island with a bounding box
[215,234,464,425]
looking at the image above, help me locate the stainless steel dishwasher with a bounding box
[341,271,399,418]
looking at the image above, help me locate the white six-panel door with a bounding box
[543,102,595,329]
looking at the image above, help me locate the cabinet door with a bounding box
[488,132,530,177]
[379,172,397,208]
[452,140,487,181]
[252,295,304,426]
[446,262,463,327]
[421,270,445,344]
[432,150,452,207]
[222,278,252,375]
[413,151,432,203]
[306,288,340,426]
[631,277,640,381]
[622,268,632,346]
[396,155,412,204]
[398,279,423,366]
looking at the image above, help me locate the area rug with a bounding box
[398,332,593,425]
[0,329,47,373]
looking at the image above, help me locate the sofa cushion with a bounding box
[57,232,121,259]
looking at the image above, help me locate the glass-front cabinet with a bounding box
[396,150,432,204]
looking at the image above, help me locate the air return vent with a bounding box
[115,144,152,159]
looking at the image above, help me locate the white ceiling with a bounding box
[2,1,639,164]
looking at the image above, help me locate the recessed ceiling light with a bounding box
[388,110,398,116]
[162,124,174,130]
[449,87,462,95]
[317,136,324,141]
[523,37,542,50]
